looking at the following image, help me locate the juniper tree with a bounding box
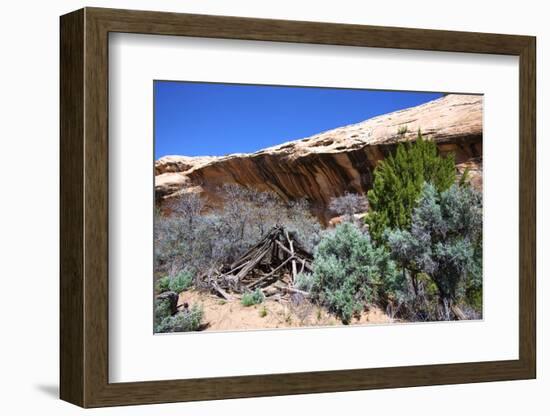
[366,132,455,243]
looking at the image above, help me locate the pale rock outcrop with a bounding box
[155,94,483,222]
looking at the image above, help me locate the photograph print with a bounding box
[154,81,483,333]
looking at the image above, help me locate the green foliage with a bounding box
[311,222,399,324]
[154,298,172,329]
[464,281,482,311]
[169,270,193,293]
[156,276,171,293]
[386,183,482,318]
[155,304,204,333]
[156,270,193,294]
[397,125,408,135]
[459,238,483,311]
[241,289,265,307]
[459,167,471,187]
[366,132,456,242]
[259,305,268,318]
[294,272,315,292]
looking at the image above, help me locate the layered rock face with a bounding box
[155,94,482,223]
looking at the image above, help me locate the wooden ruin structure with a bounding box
[200,226,313,300]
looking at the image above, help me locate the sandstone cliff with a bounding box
[155,94,482,222]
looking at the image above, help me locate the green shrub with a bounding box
[397,125,408,135]
[386,183,482,319]
[156,270,193,294]
[241,289,265,307]
[311,222,399,324]
[169,270,193,293]
[259,305,268,318]
[156,276,171,293]
[464,283,482,312]
[294,272,315,292]
[403,272,440,321]
[155,304,204,333]
[366,132,455,243]
[154,298,172,329]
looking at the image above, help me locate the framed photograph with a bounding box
[60,7,536,408]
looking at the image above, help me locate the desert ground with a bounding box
[178,289,392,332]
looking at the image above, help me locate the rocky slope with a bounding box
[155,94,482,222]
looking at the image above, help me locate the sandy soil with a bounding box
[178,289,392,332]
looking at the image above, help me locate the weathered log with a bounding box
[235,245,272,280]
[275,240,293,257]
[451,304,467,320]
[219,261,249,278]
[286,232,298,283]
[229,239,271,270]
[299,259,305,274]
[261,286,280,297]
[247,255,295,289]
[210,280,233,301]
[229,229,280,268]
[273,283,310,297]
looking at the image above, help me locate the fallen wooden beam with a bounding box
[273,283,310,297]
[275,240,293,257]
[451,304,467,320]
[210,280,233,301]
[247,255,295,289]
[287,234,298,284]
[235,245,272,280]
[275,240,311,268]
[302,261,313,272]
[261,286,280,297]
[229,239,271,270]
[299,259,305,274]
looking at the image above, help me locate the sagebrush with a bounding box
[155,185,321,278]
[386,182,482,320]
[241,289,265,307]
[311,222,400,324]
[155,304,204,333]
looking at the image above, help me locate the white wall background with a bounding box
[0,0,546,414]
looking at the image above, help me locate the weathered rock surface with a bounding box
[155,94,482,222]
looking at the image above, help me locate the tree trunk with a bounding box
[410,269,419,296]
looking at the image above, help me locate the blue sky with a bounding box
[154,81,443,159]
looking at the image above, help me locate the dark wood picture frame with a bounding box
[60,7,536,408]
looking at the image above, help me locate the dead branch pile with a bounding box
[199,226,314,300]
